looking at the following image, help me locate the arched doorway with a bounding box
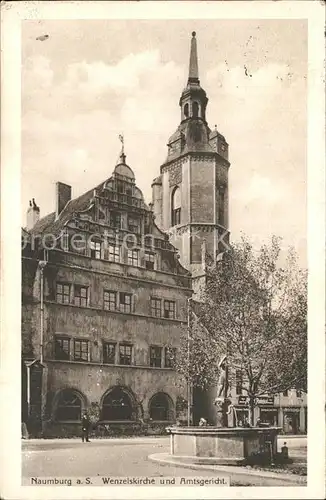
[101,387,134,421]
[149,392,174,421]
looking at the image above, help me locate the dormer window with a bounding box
[145,251,155,270]
[128,216,140,234]
[117,181,124,193]
[90,240,101,259]
[171,186,181,226]
[111,212,121,229]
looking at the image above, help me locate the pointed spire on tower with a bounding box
[188,31,199,84]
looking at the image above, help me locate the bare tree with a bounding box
[176,236,307,424]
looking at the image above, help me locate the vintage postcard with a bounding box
[1,1,325,499]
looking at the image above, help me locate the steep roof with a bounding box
[29,183,102,238]
[31,211,56,235]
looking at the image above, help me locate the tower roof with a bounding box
[188,31,199,85]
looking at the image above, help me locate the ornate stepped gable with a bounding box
[25,153,190,277]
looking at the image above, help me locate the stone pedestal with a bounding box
[166,426,281,465]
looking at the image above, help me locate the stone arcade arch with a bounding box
[53,388,86,422]
[101,386,137,421]
[149,392,174,421]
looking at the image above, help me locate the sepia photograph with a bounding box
[1,1,325,499]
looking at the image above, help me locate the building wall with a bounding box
[22,249,190,436]
[22,157,192,436]
[190,158,215,223]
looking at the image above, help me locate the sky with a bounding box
[21,19,307,266]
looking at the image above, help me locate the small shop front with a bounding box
[259,407,278,427]
[233,407,249,427]
[283,407,301,434]
[233,397,250,426]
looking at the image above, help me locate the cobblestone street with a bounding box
[22,435,307,487]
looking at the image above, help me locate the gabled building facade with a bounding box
[22,152,192,437]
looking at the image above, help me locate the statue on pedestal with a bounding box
[214,355,232,427]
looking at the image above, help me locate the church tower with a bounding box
[152,32,230,294]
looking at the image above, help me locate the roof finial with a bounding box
[188,31,199,84]
[119,133,124,155]
[118,133,126,163]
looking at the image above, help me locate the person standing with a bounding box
[81,411,91,442]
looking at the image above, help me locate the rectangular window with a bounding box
[73,340,89,362]
[145,252,155,270]
[283,390,289,397]
[119,293,132,313]
[90,241,101,259]
[56,283,71,304]
[74,285,88,307]
[163,300,176,319]
[69,235,86,254]
[151,298,161,317]
[235,369,243,396]
[128,249,139,267]
[108,245,120,263]
[104,290,117,311]
[296,390,302,398]
[150,346,162,368]
[103,342,116,364]
[119,344,132,365]
[164,347,176,368]
[172,208,181,226]
[111,212,121,229]
[54,337,70,360]
[128,216,140,234]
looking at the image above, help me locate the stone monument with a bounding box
[214,354,232,427]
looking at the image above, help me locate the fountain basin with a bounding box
[166,426,282,465]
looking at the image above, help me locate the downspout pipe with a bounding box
[38,257,48,364]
